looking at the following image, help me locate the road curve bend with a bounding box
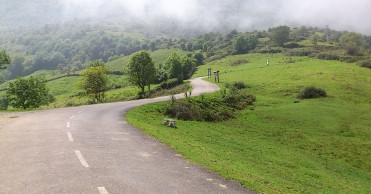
[0,77,256,194]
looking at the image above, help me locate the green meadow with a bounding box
[127,53,371,193]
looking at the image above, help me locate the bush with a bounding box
[158,78,181,90]
[223,92,256,110]
[284,42,301,49]
[226,81,249,90]
[297,87,327,99]
[256,47,283,54]
[284,48,318,56]
[317,52,340,60]
[358,60,371,69]
[0,96,8,110]
[165,98,235,122]
[339,56,364,63]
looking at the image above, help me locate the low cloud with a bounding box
[56,0,371,34]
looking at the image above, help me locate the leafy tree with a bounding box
[7,76,50,109]
[181,56,196,80]
[80,62,108,103]
[339,32,364,55]
[271,26,291,46]
[193,51,205,66]
[165,52,183,81]
[234,34,259,54]
[88,59,105,67]
[311,35,318,48]
[128,50,156,94]
[0,50,11,70]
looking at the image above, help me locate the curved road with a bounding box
[0,77,256,194]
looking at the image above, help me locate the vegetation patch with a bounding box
[229,59,249,66]
[165,86,255,122]
[358,59,371,69]
[297,86,327,99]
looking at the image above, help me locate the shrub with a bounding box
[284,42,301,49]
[157,78,181,90]
[256,47,283,54]
[339,56,364,63]
[357,60,371,69]
[317,52,340,60]
[284,48,318,56]
[0,96,8,110]
[297,87,327,99]
[230,59,249,66]
[223,92,256,110]
[226,81,249,90]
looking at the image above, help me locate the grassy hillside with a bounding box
[0,49,188,109]
[107,48,186,72]
[127,53,371,193]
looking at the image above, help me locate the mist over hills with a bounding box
[0,0,370,34]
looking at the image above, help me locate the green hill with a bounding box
[127,53,371,193]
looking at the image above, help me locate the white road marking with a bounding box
[67,132,74,142]
[97,187,109,194]
[74,150,89,168]
[70,115,75,119]
[67,122,70,128]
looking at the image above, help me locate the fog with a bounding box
[2,0,371,34]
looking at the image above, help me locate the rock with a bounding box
[294,99,300,103]
[163,118,176,128]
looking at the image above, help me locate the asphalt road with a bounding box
[0,77,256,194]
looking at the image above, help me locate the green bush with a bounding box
[0,96,8,110]
[284,48,318,56]
[317,52,340,60]
[357,60,371,69]
[226,81,249,90]
[339,56,364,63]
[157,78,181,90]
[256,47,283,54]
[165,98,235,122]
[297,86,327,99]
[283,42,301,49]
[165,89,256,121]
[223,92,256,110]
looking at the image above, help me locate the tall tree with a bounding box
[271,26,291,46]
[80,62,108,103]
[7,76,51,109]
[128,50,156,94]
[0,50,11,70]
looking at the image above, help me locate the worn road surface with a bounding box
[0,77,256,194]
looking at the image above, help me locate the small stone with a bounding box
[294,99,300,103]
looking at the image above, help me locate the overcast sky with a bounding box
[54,0,371,34]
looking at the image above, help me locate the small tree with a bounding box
[234,34,259,54]
[340,32,364,55]
[128,50,156,94]
[80,64,108,103]
[165,52,183,82]
[311,35,318,48]
[181,56,196,80]
[271,26,290,46]
[0,50,11,70]
[7,76,50,109]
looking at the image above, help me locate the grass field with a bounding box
[127,53,371,193]
[0,49,188,109]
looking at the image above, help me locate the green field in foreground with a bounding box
[127,53,371,193]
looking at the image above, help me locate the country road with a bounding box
[0,77,256,194]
